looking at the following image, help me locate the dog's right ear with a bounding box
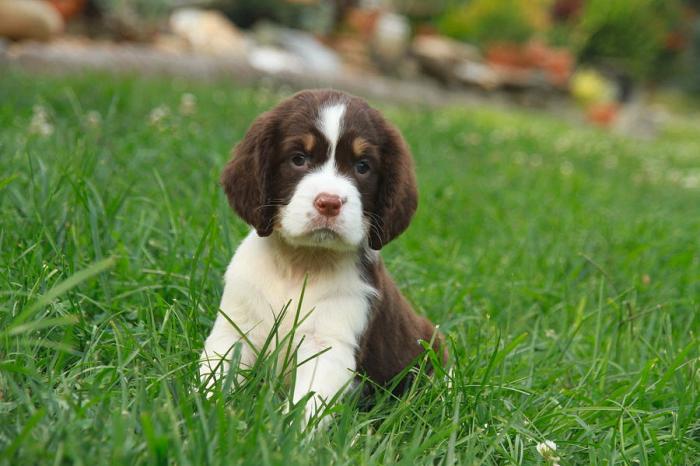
[367,114,418,250]
[221,111,278,236]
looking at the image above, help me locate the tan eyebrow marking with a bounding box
[352,137,373,156]
[282,133,315,153]
[301,133,315,152]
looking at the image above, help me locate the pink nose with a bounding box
[314,193,343,217]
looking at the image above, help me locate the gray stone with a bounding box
[253,22,341,76]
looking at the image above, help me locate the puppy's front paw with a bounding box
[198,358,228,399]
[198,373,217,399]
[301,395,333,433]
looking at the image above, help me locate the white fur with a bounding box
[278,169,366,250]
[317,103,346,164]
[200,231,376,424]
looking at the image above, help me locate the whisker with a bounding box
[363,211,384,240]
[254,201,288,212]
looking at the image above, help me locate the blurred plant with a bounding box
[570,68,615,105]
[573,0,682,80]
[392,0,449,21]
[437,0,550,46]
[687,18,700,93]
[219,0,335,34]
[94,0,183,40]
[95,0,179,18]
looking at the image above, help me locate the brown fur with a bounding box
[357,257,446,391]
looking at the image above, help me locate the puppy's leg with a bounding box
[200,312,255,396]
[292,337,356,428]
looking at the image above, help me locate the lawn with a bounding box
[0,72,698,465]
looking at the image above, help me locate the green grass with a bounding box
[1,71,699,465]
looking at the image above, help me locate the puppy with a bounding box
[200,89,444,424]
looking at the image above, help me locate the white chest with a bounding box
[219,232,376,351]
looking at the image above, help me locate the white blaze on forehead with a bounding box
[317,103,346,166]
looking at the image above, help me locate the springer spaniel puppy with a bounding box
[200,89,444,424]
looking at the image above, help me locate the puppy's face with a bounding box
[222,90,417,251]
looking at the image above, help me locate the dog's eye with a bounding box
[355,159,370,175]
[290,152,309,168]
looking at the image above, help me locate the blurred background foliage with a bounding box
[432,0,693,82]
[437,0,545,46]
[70,0,700,89]
[572,0,678,80]
[7,0,700,102]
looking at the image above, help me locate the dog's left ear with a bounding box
[221,110,278,236]
[368,115,418,250]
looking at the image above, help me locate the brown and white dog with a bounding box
[200,89,444,424]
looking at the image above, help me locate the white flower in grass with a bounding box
[536,440,561,465]
[85,110,102,129]
[149,105,171,128]
[445,366,454,390]
[560,161,574,176]
[29,105,54,136]
[179,93,197,115]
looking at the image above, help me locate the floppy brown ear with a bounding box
[368,118,418,250]
[221,111,278,236]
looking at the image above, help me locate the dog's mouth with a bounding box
[308,227,341,242]
[276,203,362,251]
[277,224,352,252]
[308,216,342,234]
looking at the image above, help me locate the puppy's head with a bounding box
[221,90,417,251]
